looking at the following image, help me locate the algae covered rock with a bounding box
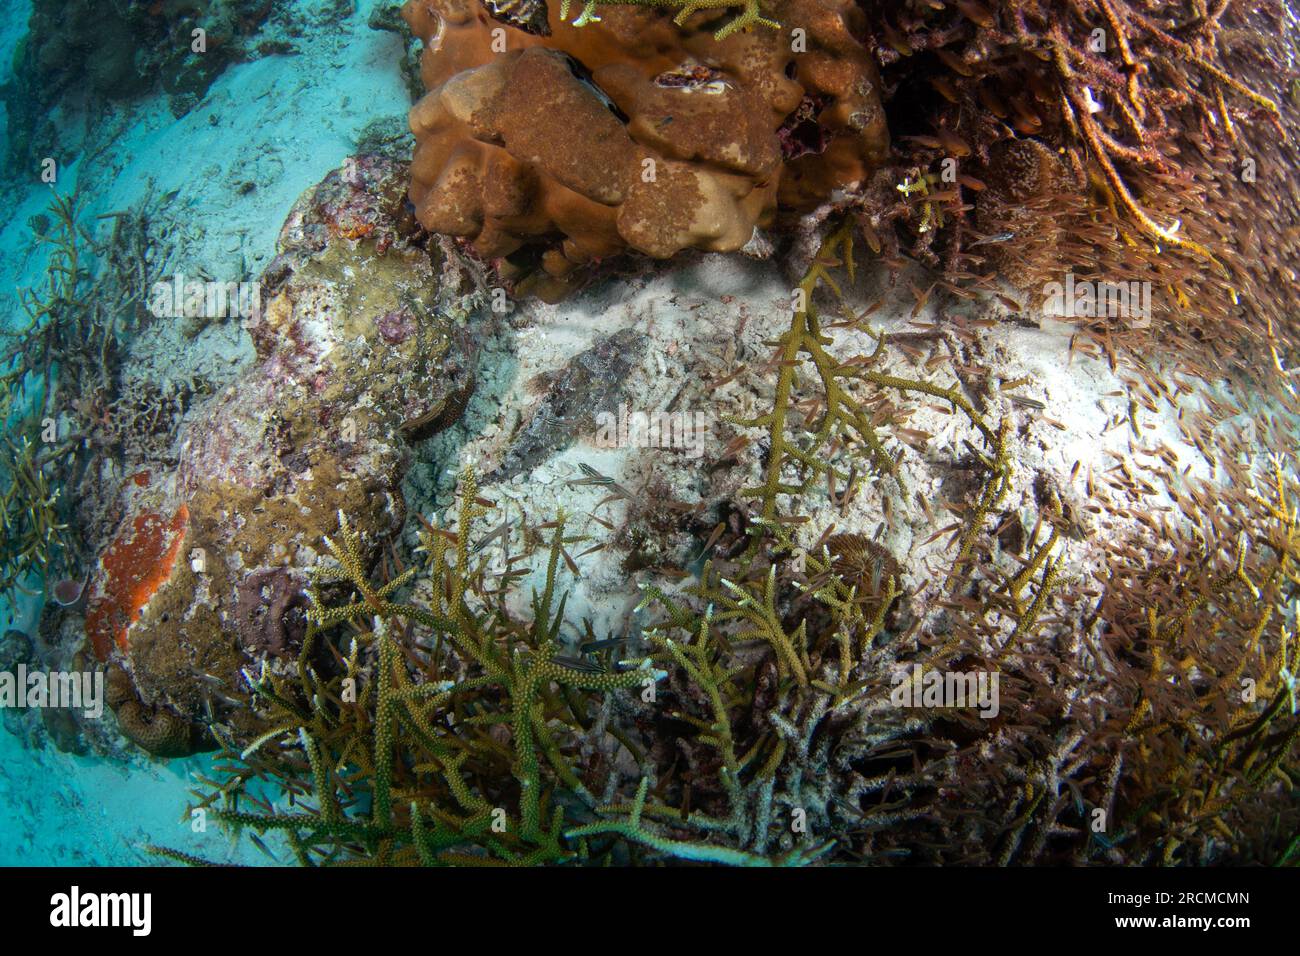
[82,158,479,756]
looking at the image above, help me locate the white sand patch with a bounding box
[423,251,1227,655]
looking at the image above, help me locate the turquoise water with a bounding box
[0,726,260,865]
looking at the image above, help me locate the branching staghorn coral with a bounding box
[1,190,94,604]
[873,0,1284,239]
[597,546,902,862]
[305,510,451,633]
[1,187,164,605]
[161,449,919,865]
[711,214,1288,865]
[159,471,665,865]
[3,190,108,413]
[0,433,72,602]
[733,220,900,553]
[1098,455,1300,862]
[1032,0,1281,257]
[734,219,1002,557]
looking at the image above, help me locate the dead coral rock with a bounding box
[277,154,421,255]
[82,159,480,755]
[402,0,887,297]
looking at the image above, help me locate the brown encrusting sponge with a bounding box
[402,0,889,298]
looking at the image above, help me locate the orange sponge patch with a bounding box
[86,504,190,662]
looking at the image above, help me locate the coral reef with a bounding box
[1,188,162,609]
[6,0,1288,868]
[151,221,1297,865]
[402,0,889,298]
[398,0,1298,352]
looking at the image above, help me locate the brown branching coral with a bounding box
[155,473,671,865]
[857,0,1298,379]
[402,0,889,299]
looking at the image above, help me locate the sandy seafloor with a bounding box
[0,0,1283,866]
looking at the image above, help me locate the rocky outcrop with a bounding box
[82,156,479,756]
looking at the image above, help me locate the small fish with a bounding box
[579,636,626,653]
[968,231,1015,247]
[935,128,971,158]
[568,463,614,487]
[568,463,633,501]
[473,517,513,553]
[551,654,607,675]
[934,48,974,76]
